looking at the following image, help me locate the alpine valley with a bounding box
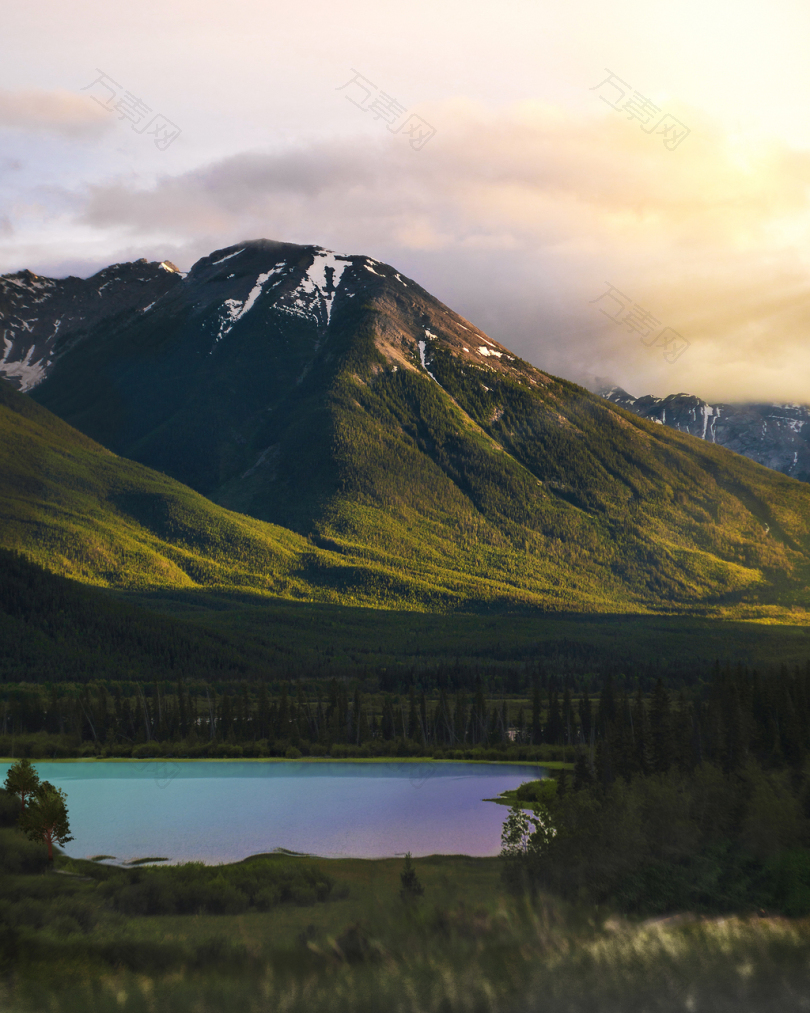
[3,239,810,672]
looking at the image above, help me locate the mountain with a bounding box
[4,239,810,616]
[0,259,182,392]
[599,386,810,482]
[0,374,325,596]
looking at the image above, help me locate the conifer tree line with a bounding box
[2,547,748,690]
[2,663,810,769]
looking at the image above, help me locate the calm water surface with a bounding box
[2,761,545,864]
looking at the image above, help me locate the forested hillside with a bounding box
[12,240,810,616]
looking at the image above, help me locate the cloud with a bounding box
[0,89,112,137]
[14,97,810,401]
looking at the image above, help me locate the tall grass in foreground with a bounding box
[5,911,810,1013]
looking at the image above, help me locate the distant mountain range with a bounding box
[0,259,182,392]
[2,239,810,616]
[598,386,810,483]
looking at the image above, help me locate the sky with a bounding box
[2,0,810,402]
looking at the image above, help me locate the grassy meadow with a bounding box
[2,821,810,1013]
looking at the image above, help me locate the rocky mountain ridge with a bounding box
[0,259,182,392]
[0,242,520,397]
[599,386,810,482]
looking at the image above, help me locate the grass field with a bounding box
[3,833,810,1013]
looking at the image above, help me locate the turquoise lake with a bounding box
[1,760,546,864]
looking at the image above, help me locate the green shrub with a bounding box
[100,858,335,916]
[0,789,20,828]
[764,849,810,916]
[0,827,49,875]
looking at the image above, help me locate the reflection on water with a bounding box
[1,760,545,864]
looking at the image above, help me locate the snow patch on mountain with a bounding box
[418,332,441,385]
[275,248,351,327]
[211,249,245,266]
[306,250,351,323]
[0,340,47,392]
[213,265,285,347]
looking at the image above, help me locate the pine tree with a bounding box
[220,694,233,741]
[276,687,289,739]
[631,687,651,775]
[394,698,405,740]
[453,691,467,745]
[177,678,188,739]
[19,781,73,862]
[649,678,673,774]
[531,679,542,745]
[499,699,509,745]
[381,695,395,740]
[596,674,616,737]
[472,676,487,744]
[573,751,593,790]
[358,706,370,744]
[595,737,614,787]
[408,687,419,743]
[3,758,40,812]
[578,693,592,742]
[257,683,270,740]
[546,691,563,745]
[562,686,573,746]
[399,852,425,901]
[436,689,451,745]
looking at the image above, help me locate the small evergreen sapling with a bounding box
[18,781,73,862]
[3,758,40,812]
[400,852,425,901]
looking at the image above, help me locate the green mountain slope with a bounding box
[8,240,810,616]
[0,377,646,611]
[0,377,320,596]
[0,547,296,684]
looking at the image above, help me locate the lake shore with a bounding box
[0,754,573,768]
[2,759,549,863]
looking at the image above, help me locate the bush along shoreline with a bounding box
[500,758,810,917]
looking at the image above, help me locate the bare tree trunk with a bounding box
[79,699,99,743]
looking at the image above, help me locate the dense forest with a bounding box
[3,662,810,773]
[498,666,810,916]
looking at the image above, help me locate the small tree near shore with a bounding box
[500,802,558,895]
[18,781,73,863]
[400,852,425,902]
[3,758,41,812]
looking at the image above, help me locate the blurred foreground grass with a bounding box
[5,908,810,1012]
[2,830,810,1013]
